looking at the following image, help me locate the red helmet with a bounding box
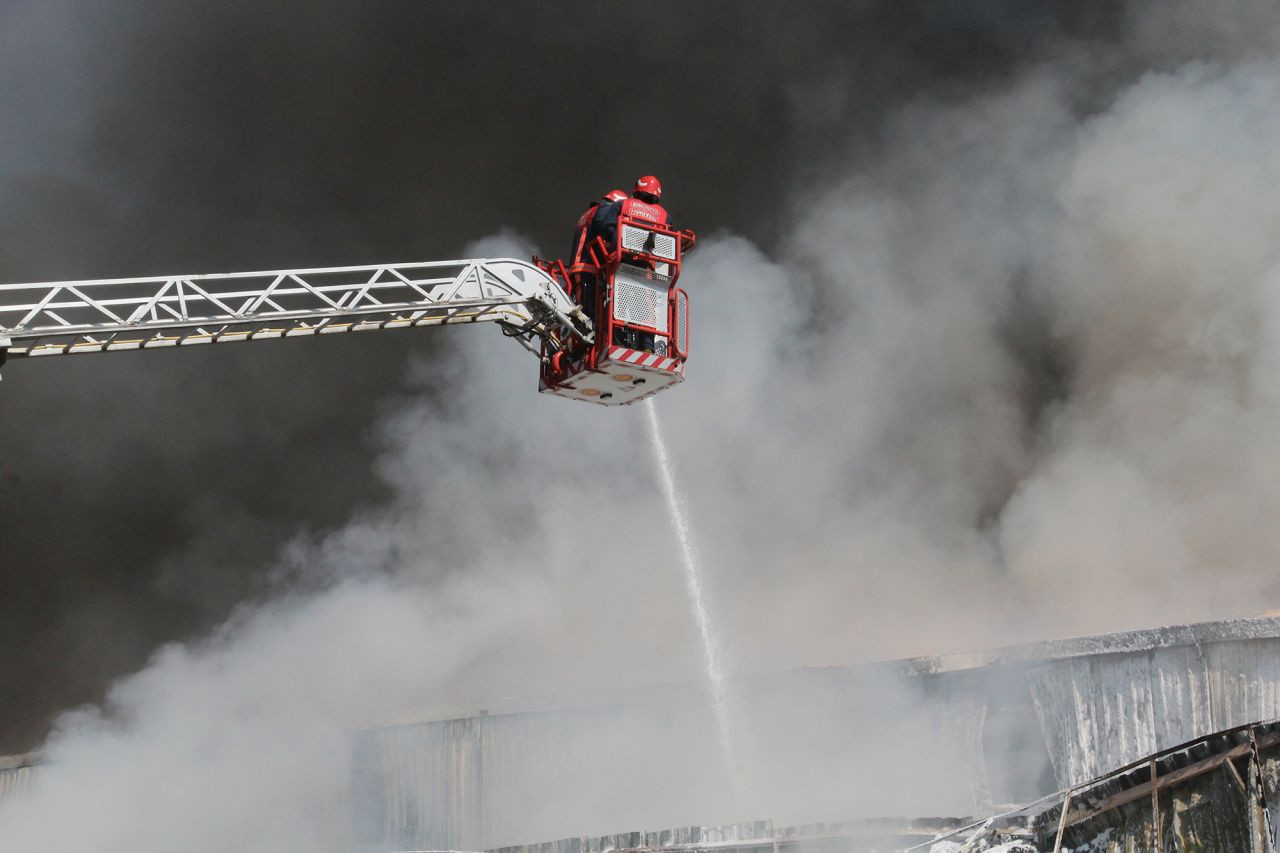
[634,175,662,200]
[603,188,628,203]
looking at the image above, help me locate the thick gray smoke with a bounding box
[3,0,1118,751]
[7,0,1280,850]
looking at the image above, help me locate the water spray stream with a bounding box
[644,399,740,795]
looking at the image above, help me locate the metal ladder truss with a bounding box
[0,258,592,368]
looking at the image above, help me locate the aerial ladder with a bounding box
[0,218,694,406]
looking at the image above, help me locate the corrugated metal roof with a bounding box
[359,614,1280,730]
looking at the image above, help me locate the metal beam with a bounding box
[0,258,590,367]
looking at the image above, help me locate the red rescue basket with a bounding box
[535,216,695,406]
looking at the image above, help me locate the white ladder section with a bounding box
[0,258,591,372]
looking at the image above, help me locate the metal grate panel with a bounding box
[676,289,688,356]
[621,225,678,261]
[612,266,669,333]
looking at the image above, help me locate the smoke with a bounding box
[1,0,1123,750]
[998,57,1280,626]
[7,0,1280,849]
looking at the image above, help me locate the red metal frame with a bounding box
[672,287,689,359]
[535,216,696,393]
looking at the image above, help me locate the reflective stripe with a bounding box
[606,345,680,372]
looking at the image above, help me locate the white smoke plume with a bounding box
[8,2,1280,849]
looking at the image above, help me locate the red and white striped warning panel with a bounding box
[605,346,682,373]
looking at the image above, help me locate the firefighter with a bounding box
[590,175,667,249]
[570,189,627,323]
[621,175,667,226]
[590,176,669,352]
[571,189,627,265]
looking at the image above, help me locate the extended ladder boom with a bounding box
[0,258,592,374]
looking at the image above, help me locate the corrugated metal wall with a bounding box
[352,666,993,851]
[1026,636,1280,785]
[354,620,1280,849]
[352,698,733,851]
[0,759,35,801]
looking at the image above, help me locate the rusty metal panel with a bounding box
[1052,750,1261,852]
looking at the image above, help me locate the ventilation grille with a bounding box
[613,267,669,333]
[676,289,688,356]
[621,225,678,260]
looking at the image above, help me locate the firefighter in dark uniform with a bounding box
[571,189,628,265]
[570,189,627,323]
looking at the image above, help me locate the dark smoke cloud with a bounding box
[0,0,1128,753]
[5,1,1280,847]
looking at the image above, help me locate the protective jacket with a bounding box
[592,197,669,251]
[589,200,622,250]
[619,197,668,226]
[593,198,666,247]
[570,202,601,264]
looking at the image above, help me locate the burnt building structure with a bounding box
[5,615,1280,851]
[348,615,1280,850]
